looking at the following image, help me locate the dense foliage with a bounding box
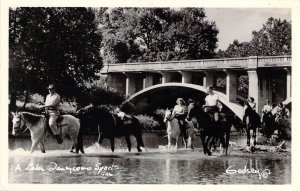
[9,7,103,101]
[97,8,219,63]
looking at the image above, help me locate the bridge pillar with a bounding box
[225,70,237,102]
[179,71,192,83]
[247,69,265,112]
[284,68,291,99]
[143,74,154,89]
[124,73,136,97]
[159,71,172,83]
[203,71,214,88]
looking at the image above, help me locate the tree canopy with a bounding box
[97,8,219,63]
[9,7,103,99]
[217,17,291,58]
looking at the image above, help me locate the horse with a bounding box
[261,111,275,139]
[11,111,84,154]
[188,104,234,156]
[77,105,145,153]
[163,109,195,151]
[244,105,261,146]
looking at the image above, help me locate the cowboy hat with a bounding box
[176,98,186,105]
[47,84,55,90]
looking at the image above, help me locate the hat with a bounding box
[47,84,55,90]
[176,98,185,105]
[188,98,195,103]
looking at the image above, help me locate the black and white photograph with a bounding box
[1,0,299,190]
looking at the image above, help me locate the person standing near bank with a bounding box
[40,84,63,144]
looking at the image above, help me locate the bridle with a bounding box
[164,111,175,122]
[14,113,28,135]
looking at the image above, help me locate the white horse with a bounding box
[11,111,84,154]
[163,109,195,151]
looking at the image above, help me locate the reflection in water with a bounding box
[8,133,291,184]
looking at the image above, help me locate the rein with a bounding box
[17,114,29,135]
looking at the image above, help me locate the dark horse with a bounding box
[188,104,234,156]
[244,104,261,146]
[77,105,145,152]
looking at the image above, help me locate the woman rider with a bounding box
[172,98,188,139]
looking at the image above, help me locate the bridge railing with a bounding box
[102,55,291,73]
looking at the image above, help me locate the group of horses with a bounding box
[11,102,287,156]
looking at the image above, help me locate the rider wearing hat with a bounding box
[40,84,63,144]
[172,98,188,139]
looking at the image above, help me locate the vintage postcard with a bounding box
[1,0,299,191]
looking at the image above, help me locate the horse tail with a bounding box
[76,120,84,154]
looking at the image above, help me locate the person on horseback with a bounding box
[243,97,259,124]
[274,102,290,121]
[172,98,188,139]
[203,86,221,125]
[40,84,63,144]
[261,99,273,122]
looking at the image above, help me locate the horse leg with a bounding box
[38,142,46,153]
[125,136,132,152]
[175,137,179,151]
[204,136,212,156]
[225,131,230,155]
[110,138,115,153]
[246,127,251,146]
[30,140,39,154]
[253,127,257,146]
[219,135,226,156]
[167,135,171,151]
[135,133,145,152]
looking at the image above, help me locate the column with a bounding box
[124,73,136,97]
[203,71,214,88]
[225,70,237,102]
[179,71,192,84]
[284,68,291,99]
[143,74,154,89]
[159,71,172,83]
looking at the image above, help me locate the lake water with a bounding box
[8,132,291,184]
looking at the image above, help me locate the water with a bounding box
[8,132,291,184]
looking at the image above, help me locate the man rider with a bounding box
[40,84,63,144]
[203,86,221,125]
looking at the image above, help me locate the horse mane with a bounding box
[21,112,44,125]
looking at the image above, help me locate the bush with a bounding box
[135,115,161,130]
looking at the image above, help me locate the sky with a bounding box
[204,8,291,50]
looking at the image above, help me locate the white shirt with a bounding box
[45,93,61,110]
[262,104,273,113]
[173,105,186,114]
[205,94,219,106]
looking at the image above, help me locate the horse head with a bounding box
[163,109,173,123]
[11,111,25,136]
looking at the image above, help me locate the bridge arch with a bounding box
[122,82,244,120]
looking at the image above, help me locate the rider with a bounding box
[261,99,273,122]
[203,86,221,125]
[274,102,290,120]
[40,84,63,144]
[243,97,256,124]
[172,98,188,139]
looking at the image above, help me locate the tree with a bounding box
[96,8,219,63]
[217,17,291,58]
[9,8,103,105]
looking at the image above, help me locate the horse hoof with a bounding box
[70,150,75,153]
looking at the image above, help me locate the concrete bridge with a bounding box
[101,55,291,119]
